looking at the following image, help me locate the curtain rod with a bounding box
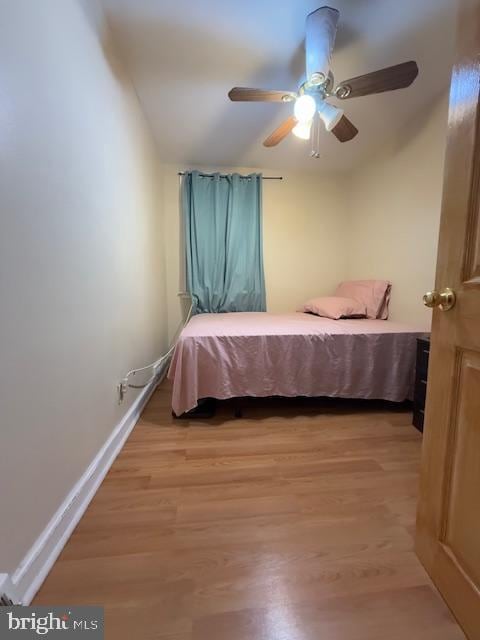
[177,171,282,180]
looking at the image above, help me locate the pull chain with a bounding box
[310,115,316,157]
[310,113,320,158]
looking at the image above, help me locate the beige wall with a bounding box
[346,95,449,327]
[161,165,350,338]
[0,0,167,574]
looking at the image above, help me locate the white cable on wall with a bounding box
[121,294,194,393]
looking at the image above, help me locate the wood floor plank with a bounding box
[192,585,464,640]
[34,381,465,639]
[190,550,431,617]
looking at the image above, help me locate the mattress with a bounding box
[168,312,427,416]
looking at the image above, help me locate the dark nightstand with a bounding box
[413,336,430,432]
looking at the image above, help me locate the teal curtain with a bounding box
[182,170,266,313]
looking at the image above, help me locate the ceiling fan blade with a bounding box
[331,115,359,142]
[263,116,298,147]
[335,61,419,99]
[228,87,296,102]
[306,6,339,85]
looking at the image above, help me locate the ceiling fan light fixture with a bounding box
[227,8,419,152]
[292,119,312,140]
[317,100,344,131]
[294,94,317,122]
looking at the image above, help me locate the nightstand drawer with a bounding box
[414,376,428,406]
[413,336,430,433]
[412,407,425,432]
[416,341,430,378]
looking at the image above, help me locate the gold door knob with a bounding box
[423,287,456,311]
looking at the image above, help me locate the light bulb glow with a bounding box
[317,100,344,131]
[292,119,312,140]
[294,95,316,122]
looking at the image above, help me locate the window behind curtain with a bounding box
[182,170,266,313]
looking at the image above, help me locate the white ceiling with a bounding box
[102,0,457,172]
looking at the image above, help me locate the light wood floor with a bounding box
[35,382,465,640]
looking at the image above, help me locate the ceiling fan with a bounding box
[228,6,419,150]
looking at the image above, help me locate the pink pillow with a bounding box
[335,280,392,319]
[300,296,367,320]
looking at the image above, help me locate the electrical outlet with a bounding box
[117,381,127,403]
[0,575,20,605]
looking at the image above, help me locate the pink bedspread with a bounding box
[168,312,426,416]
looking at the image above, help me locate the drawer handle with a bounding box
[421,379,427,385]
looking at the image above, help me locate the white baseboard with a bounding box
[10,364,168,605]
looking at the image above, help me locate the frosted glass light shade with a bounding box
[292,119,312,140]
[317,100,344,131]
[294,95,316,122]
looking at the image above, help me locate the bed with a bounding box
[168,311,427,416]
